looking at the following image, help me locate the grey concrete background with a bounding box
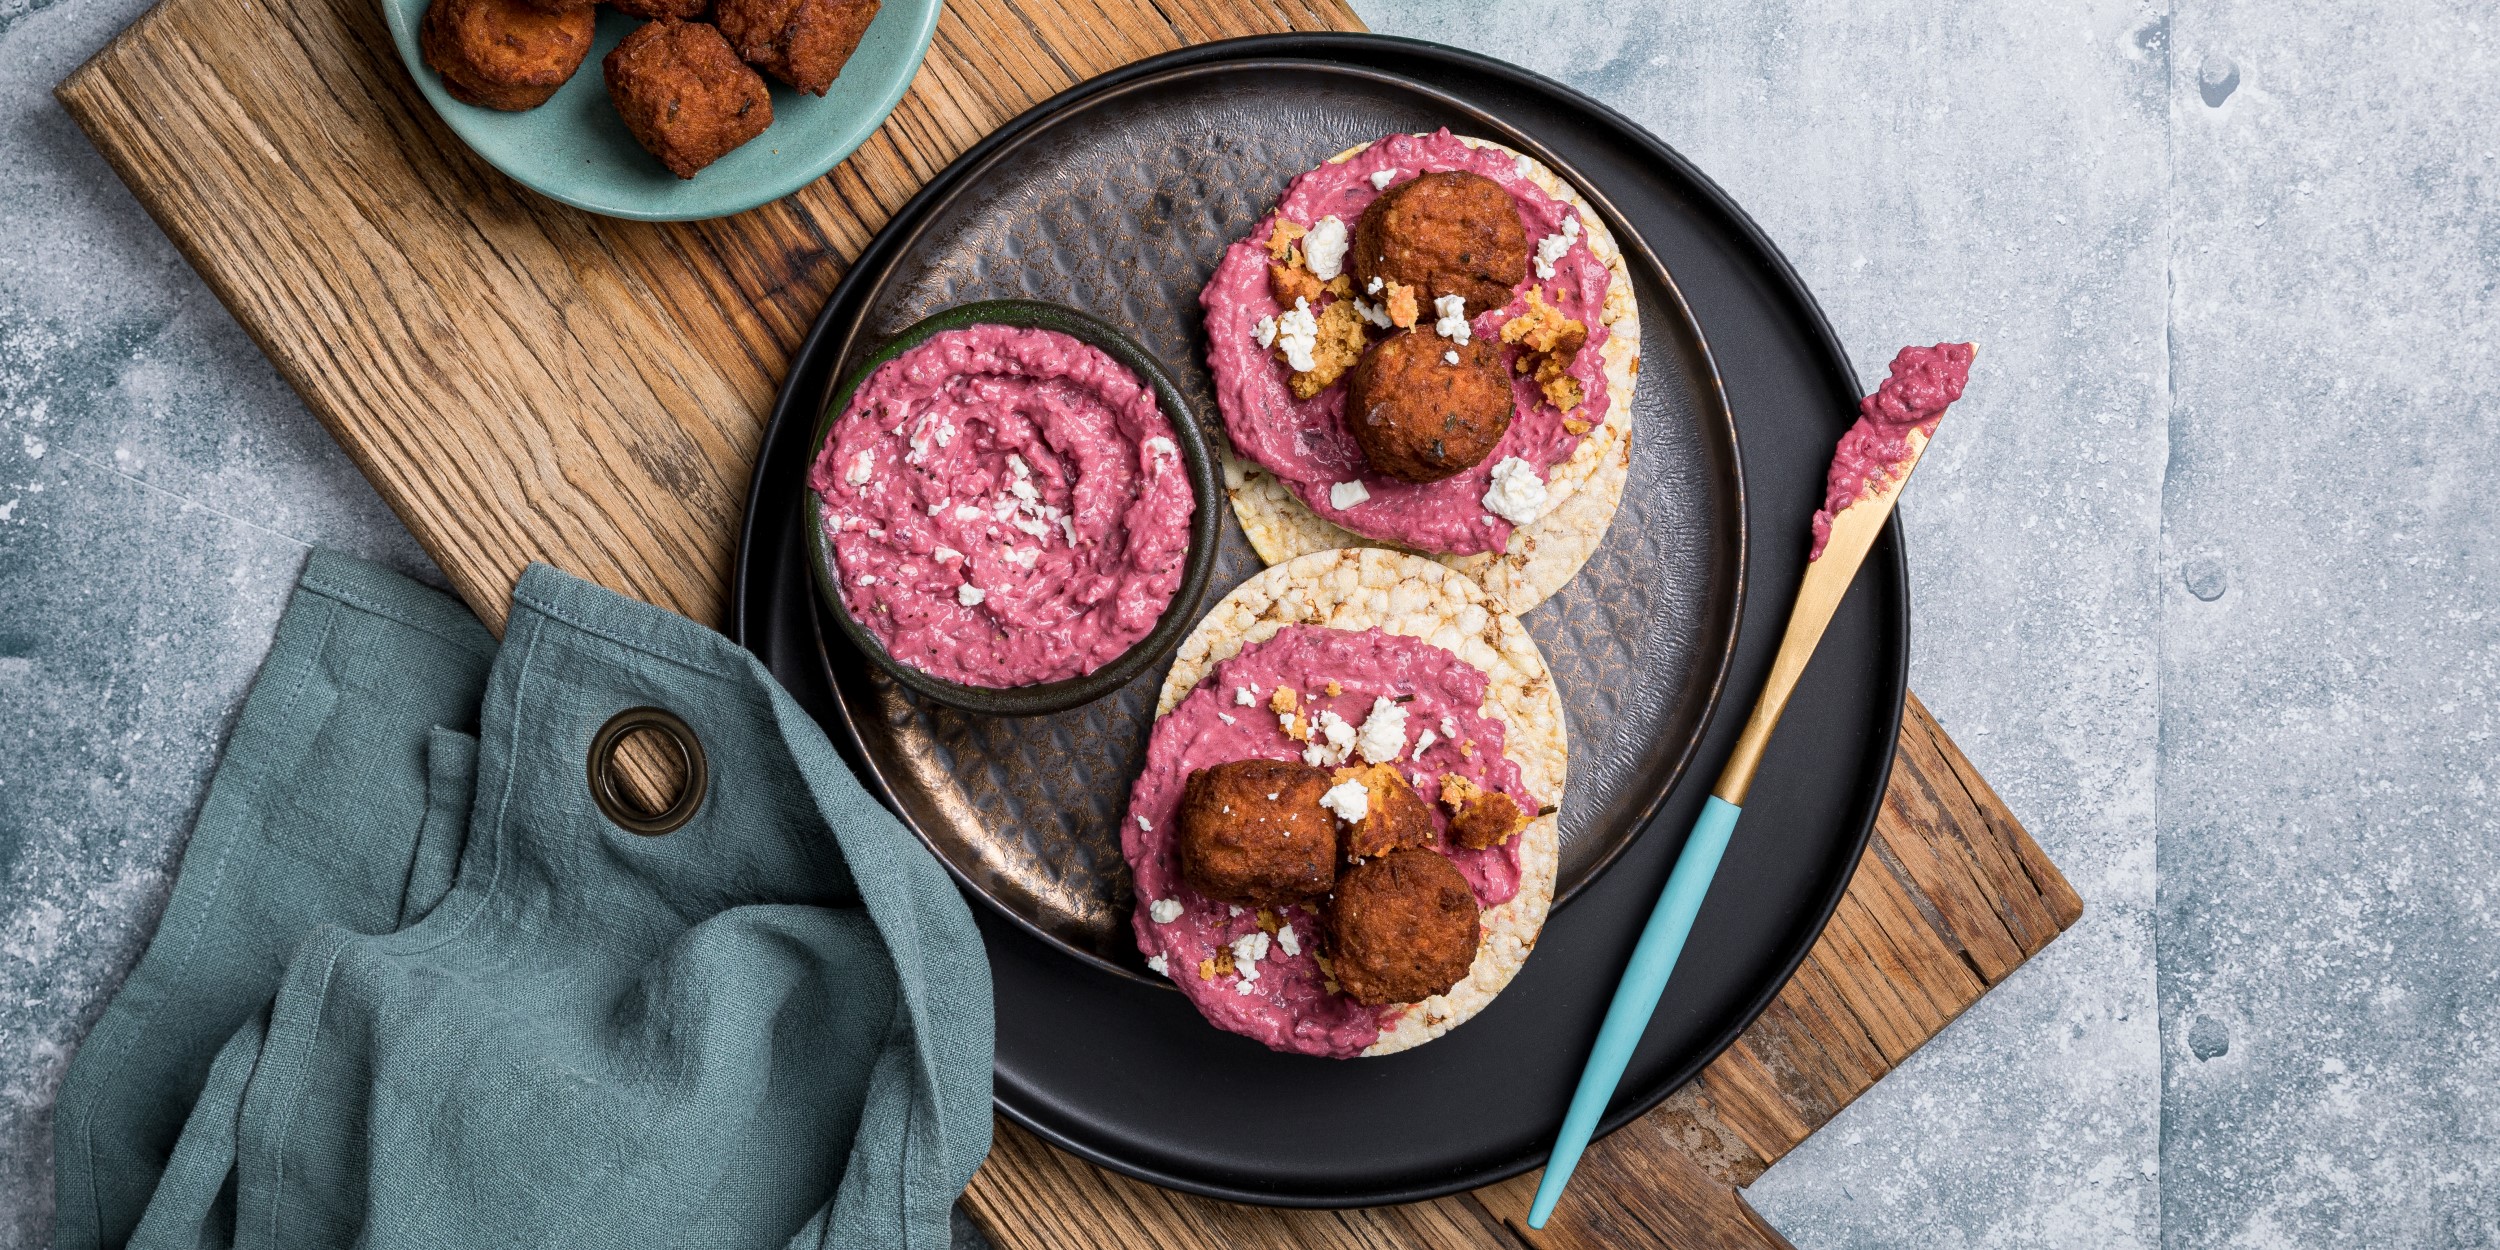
[2,0,2494,1245]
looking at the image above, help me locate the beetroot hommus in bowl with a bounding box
[804,301,1220,714]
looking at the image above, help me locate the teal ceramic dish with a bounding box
[802,300,1225,718]
[380,0,939,222]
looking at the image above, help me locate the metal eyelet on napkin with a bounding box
[588,707,709,836]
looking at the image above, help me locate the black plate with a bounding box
[779,59,1743,983]
[734,35,1901,1207]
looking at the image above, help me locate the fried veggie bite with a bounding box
[420,0,594,112]
[607,0,711,18]
[1332,762,1437,860]
[1326,848,1480,1006]
[1176,759,1339,906]
[603,20,772,178]
[1351,170,1530,315]
[1344,330,1513,483]
[714,0,880,95]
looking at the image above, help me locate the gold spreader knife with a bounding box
[1529,344,1971,1228]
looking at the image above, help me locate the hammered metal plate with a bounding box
[804,61,1743,978]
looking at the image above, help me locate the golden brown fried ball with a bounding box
[1326,848,1480,1005]
[608,0,711,18]
[1334,763,1437,861]
[1351,171,1530,315]
[1344,330,1513,482]
[1175,759,1339,906]
[1440,774,1529,850]
[420,0,594,112]
[603,20,772,179]
[714,0,879,95]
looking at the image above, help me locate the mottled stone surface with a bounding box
[2,0,2494,1246]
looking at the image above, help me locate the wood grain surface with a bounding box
[56,0,2082,1243]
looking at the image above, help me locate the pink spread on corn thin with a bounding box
[1809,343,1975,560]
[1122,625,1540,1058]
[1200,129,1614,555]
[808,324,1195,687]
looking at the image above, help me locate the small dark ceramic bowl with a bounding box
[801,299,1223,717]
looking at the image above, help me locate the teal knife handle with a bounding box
[1528,794,1743,1228]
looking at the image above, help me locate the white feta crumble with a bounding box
[928,499,950,516]
[1275,298,1320,372]
[1277,923,1301,957]
[957,583,986,607]
[1233,977,1260,995]
[1137,813,1153,831]
[1440,715,1459,738]
[1302,215,1349,280]
[1303,742,1329,766]
[933,546,962,562]
[1059,516,1078,547]
[1229,905,1243,917]
[1412,728,1438,759]
[1004,546,1039,568]
[1443,349,1460,365]
[1330,480,1372,509]
[1145,954,1169,976]
[955,504,986,522]
[844,449,875,485]
[1142,436,1177,463]
[1011,515,1051,538]
[1218,712,1237,726]
[1433,294,1472,344]
[1319,778,1370,824]
[1231,931,1272,975]
[1482,455,1550,526]
[855,574,877,586]
[1371,169,1398,190]
[1148,898,1183,924]
[1235,685,1257,706]
[1319,711,1357,763]
[1354,696,1408,764]
[1350,298,1393,329]
[1266,793,1280,801]
[1252,314,1278,349]
[1532,214,1582,280]
[1366,276,1384,294]
[1515,153,1535,179]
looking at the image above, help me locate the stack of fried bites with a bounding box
[419,0,880,178]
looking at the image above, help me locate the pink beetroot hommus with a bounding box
[1200,129,1615,555]
[1809,343,1976,560]
[808,324,1195,688]
[1121,625,1541,1058]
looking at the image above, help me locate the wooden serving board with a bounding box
[56,0,2082,1244]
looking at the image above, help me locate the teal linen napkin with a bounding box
[52,551,993,1250]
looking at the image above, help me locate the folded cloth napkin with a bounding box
[52,551,992,1250]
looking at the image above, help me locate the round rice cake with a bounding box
[1220,135,1640,614]
[1150,548,1562,1056]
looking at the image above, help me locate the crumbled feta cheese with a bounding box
[1350,298,1393,329]
[1303,743,1328,766]
[1413,728,1438,759]
[1433,294,1472,344]
[855,574,877,586]
[1275,298,1320,372]
[845,449,874,485]
[1441,716,1459,738]
[1231,931,1271,975]
[1319,778,1370,823]
[1444,349,1460,365]
[1143,436,1176,462]
[1266,793,1280,801]
[932,546,962,562]
[1148,898,1183,924]
[1277,923,1301,957]
[1137,814,1153,831]
[1366,276,1384,295]
[1370,169,1397,190]
[1233,977,1260,995]
[957,584,986,607]
[1004,546,1039,568]
[1218,712,1236,726]
[1355,696,1408,764]
[1482,455,1549,526]
[955,504,985,522]
[1515,154,1535,179]
[1532,214,1582,280]
[927,499,949,516]
[1011,515,1051,538]
[1297,710,1356,766]
[1235,686,1257,706]
[1230,905,1243,917]
[1252,315,1278,349]
[1146,954,1169,976]
[1302,216,1348,281]
[1330,480,1371,509]
[1060,516,1078,547]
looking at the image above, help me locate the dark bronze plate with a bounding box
[793,61,1744,980]
[735,36,1905,1207]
